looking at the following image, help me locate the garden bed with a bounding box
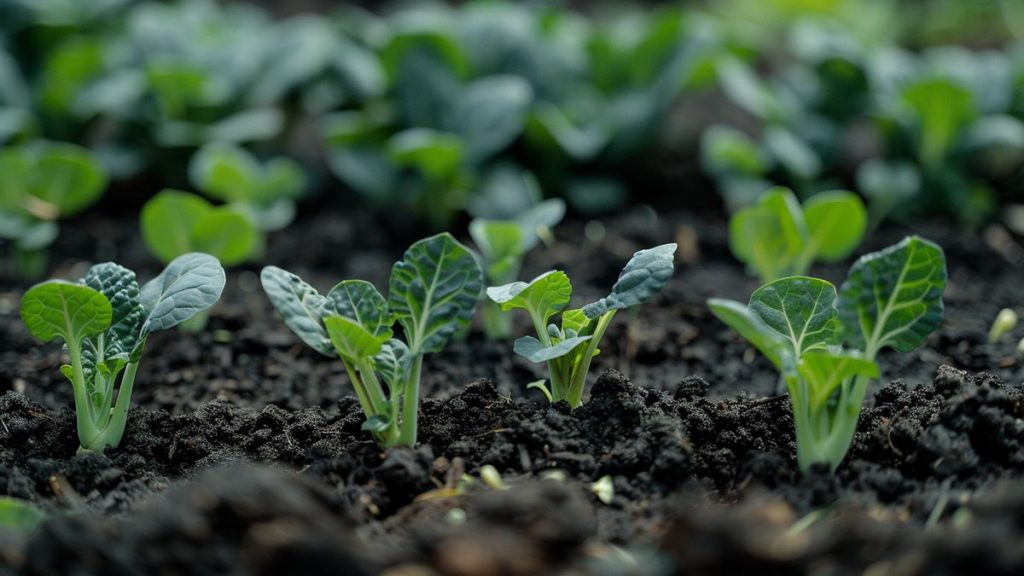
[2,207,1023,574]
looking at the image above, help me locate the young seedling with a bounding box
[730,187,867,283]
[470,199,566,339]
[189,143,306,258]
[487,244,677,407]
[0,143,108,279]
[988,308,1017,343]
[261,233,482,447]
[20,254,226,452]
[709,236,947,472]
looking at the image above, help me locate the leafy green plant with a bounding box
[189,142,306,257]
[0,142,107,279]
[487,244,677,407]
[141,190,257,267]
[261,233,483,447]
[20,253,226,452]
[730,187,867,283]
[470,199,566,339]
[709,236,947,471]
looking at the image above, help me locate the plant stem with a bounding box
[86,361,140,452]
[67,341,100,450]
[397,354,423,446]
[565,311,616,408]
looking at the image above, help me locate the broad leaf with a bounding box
[803,191,867,261]
[469,220,524,265]
[375,339,411,390]
[582,244,677,318]
[389,233,483,354]
[561,308,592,336]
[450,75,533,164]
[326,280,393,338]
[729,187,807,281]
[141,190,255,266]
[749,277,840,358]
[513,335,593,363]
[487,271,571,324]
[260,266,334,356]
[190,209,257,266]
[188,142,258,203]
[32,144,107,218]
[517,199,566,251]
[388,129,464,181]
[21,281,111,346]
[324,315,389,363]
[81,263,143,371]
[797,351,880,408]
[708,298,790,372]
[139,253,226,336]
[837,236,947,355]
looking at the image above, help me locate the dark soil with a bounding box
[2,206,1024,574]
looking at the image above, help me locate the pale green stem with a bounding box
[67,340,101,449]
[565,311,616,408]
[397,354,424,446]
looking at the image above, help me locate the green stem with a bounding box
[565,311,616,408]
[67,341,100,450]
[397,354,423,446]
[481,301,513,340]
[86,361,140,452]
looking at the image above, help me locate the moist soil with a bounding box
[1,206,1024,575]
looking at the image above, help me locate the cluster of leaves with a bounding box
[141,143,306,268]
[0,141,107,278]
[488,244,677,407]
[709,236,947,471]
[702,19,1024,228]
[20,253,226,452]
[262,233,483,447]
[730,187,866,283]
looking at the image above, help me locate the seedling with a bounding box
[709,236,947,472]
[0,143,108,279]
[262,233,482,447]
[20,254,226,452]
[488,244,677,407]
[730,187,867,283]
[189,143,306,257]
[988,308,1017,343]
[470,199,566,339]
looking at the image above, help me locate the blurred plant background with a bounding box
[2,0,1023,277]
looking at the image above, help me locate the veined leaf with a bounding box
[21,281,111,346]
[260,266,334,356]
[749,276,840,358]
[803,191,867,262]
[561,308,591,335]
[469,220,524,265]
[513,335,593,363]
[487,271,571,324]
[139,253,226,336]
[324,315,389,363]
[797,351,880,408]
[729,187,807,282]
[837,236,947,356]
[582,243,677,318]
[81,263,143,372]
[326,280,392,338]
[389,233,483,354]
[708,298,790,372]
[375,339,411,390]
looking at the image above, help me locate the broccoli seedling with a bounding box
[0,143,107,279]
[730,187,867,283]
[189,143,306,258]
[20,254,226,452]
[488,244,677,407]
[470,199,566,339]
[709,236,947,472]
[261,233,483,447]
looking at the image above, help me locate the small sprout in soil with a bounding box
[479,465,507,490]
[988,308,1018,343]
[488,244,677,408]
[709,236,947,472]
[470,198,566,339]
[591,475,614,505]
[261,233,483,447]
[0,497,46,535]
[730,187,867,283]
[20,254,226,452]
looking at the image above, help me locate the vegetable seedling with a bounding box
[988,308,1018,343]
[709,236,947,472]
[730,187,867,283]
[488,244,677,407]
[20,254,226,452]
[0,143,108,279]
[262,233,483,447]
[470,198,566,339]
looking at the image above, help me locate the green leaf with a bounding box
[326,280,393,339]
[469,220,524,272]
[450,75,533,164]
[389,233,483,354]
[729,187,808,282]
[837,236,947,355]
[749,277,841,358]
[487,271,572,325]
[139,253,226,336]
[362,414,392,432]
[803,191,867,262]
[513,335,593,363]
[324,315,389,363]
[260,266,334,357]
[141,190,256,266]
[375,339,411,390]
[388,129,464,181]
[21,281,111,346]
[190,209,257,266]
[517,199,566,251]
[32,143,107,218]
[0,497,46,535]
[701,125,768,176]
[582,244,677,319]
[188,143,258,204]
[797,351,880,408]
[81,263,143,371]
[901,77,974,167]
[561,308,592,335]
[708,298,790,372]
